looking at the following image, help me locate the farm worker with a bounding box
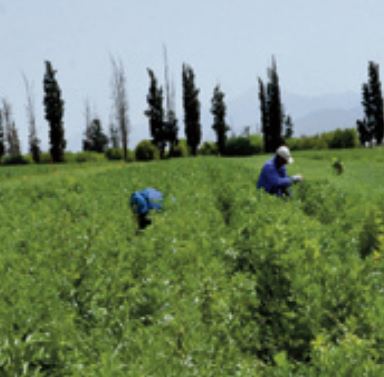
[130,187,163,229]
[257,145,303,196]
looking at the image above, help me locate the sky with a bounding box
[1,0,384,151]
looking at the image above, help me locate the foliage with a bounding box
[259,57,285,152]
[0,149,383,375]
[110,57,129,161]
[83,118,108,153]
[211,85,229,155]
[170,139,189,158]
[2,154,29,165]
[23,74,41,164]
[283,115,294,139]
[182,64,201,156]
[199,141,218,156]
[135,140,160,161]
[70,151,107,163]
[287,129,358,151]
[357,61,384,145]
[0,109,4,159]
[223,135,262,156]
[145,68,165,157]
[43,61,66,162]
[105,147,123,161]
[1,99,22,159]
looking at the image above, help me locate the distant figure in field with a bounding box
[257,146,303,197]
[130,188,163,230]
[332,158,344,175]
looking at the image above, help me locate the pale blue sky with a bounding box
[0,0,383,150]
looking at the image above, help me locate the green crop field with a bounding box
[1,148,384,376]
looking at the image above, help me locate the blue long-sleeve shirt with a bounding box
[130,188,163,215]
[257,157,293,196]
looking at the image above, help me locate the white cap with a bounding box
[276,145,294,164]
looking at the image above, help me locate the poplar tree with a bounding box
[144,68,165,157]
[211,84,229,155]
[110,57,129,160]
[357,62,384,145]
[182,64,201,156]
[23,75,40,163]
[163,46,178,156]
[43,61,65,162]
[258,57,285,152]
[0,110,4,159]
[2,99,21,159]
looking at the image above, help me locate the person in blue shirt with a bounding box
[130,188,163,229]
[257,146,303,196]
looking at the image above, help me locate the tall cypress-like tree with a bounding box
[182,64,201,156]
[144,68,165,157]
[2,99,21,159]
[258,58,285,153]
[163,46,178,156]
[23,75,40,163]
[211,84,229,155]
[109,120,120,149]
[368,62,384,144]
[267,58,284,151]
[357,62,384,146]
[43,61,65,162]
[258,78,270,152]
[0,110,4,159]
[110,57,130,160]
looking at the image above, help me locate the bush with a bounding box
[105,148,123,161]
[249,134,263,153]
[72,151,106,163]
[287,129,358,151]
[39,152,53,164]
[135,140,160,161]
[171,140,189,158]
[2,155,29,165]
[199,141,218,156]
[327,128,358,149]
[287,135,327,151]
[223,136,261,156]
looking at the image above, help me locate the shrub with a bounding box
[2,155,29,165]
[135,140,159,161]
[327,128,358,149]
[223,136,261,156]
[199,141,218,156]
[105,148,123,161]
[37,152,52,164]
[73,151,106,163]
[249,134,263,153]
[171,140,189,158]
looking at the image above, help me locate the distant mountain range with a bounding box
[216,88,364,138]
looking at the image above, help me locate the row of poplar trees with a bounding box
[144,62,229,157]
[0,58,130,164]
[0,57,292,164]
[145,56,293,157]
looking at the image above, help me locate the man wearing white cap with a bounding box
[257,146,303,196]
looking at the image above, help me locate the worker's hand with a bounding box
[292,175,303,183]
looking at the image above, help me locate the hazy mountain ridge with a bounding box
[222,87,363,137]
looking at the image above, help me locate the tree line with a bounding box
[0,57,382,164]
